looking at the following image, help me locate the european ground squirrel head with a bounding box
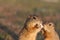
[43,22,55,33]
[24,15,43,32]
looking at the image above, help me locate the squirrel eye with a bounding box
[33,16,36,19]
[49,24,51,26]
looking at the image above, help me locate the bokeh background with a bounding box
[0,0,60,40]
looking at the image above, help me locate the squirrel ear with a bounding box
[28,15,32,18]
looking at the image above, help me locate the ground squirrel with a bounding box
[41,22,59,40]
[19,15,43,40]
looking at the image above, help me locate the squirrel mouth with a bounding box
[34,23,43,29]
[34,24,39,28]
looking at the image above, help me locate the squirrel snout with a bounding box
[40,24,44,28]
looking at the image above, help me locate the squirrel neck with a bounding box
[44,30,59,40]
[19,27,38,40]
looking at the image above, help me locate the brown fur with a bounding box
[19,15,43,40]
[42,22,59,40]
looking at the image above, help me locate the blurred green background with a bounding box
[0,0,60,40]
